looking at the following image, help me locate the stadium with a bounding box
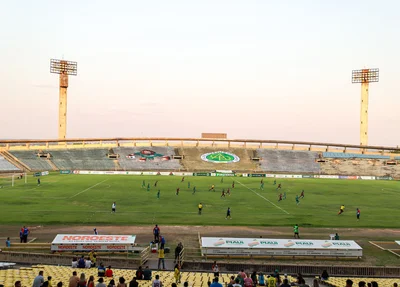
[1,2,400,287]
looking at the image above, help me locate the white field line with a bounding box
[236,180,290,215]
[69,179,108,199]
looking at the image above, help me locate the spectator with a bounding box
[72,257,78,268]
[33,271,44,287]
[174,264,181,284]
[257,273,265,286]
[243,274,253,287]
[335,233,340,240]
[158,248,165,270]
[98,263,106,277]
[136,266,144,280]
[96,278,106,287]
[152,274,162,287]
[129,277,138,287]
[78,273,87,287]
[153,225,160,242]
[15,281,22,287]
[321,270,329,281]
[6,237,10,247]
[359,282,366,287]
[280,279,290,287]
[88,276,95,287]
[117,277,127,287]
[172,284,177,287]
[160,235,166,249]
[57,283,63,287]
[212,261,219,277]
[183,283,189,287]
[346,279,354,287]
[78,256,86,268]
[210,277,223,287]
[143,266,152,280]
[69,271,79,287]
[312,278,319,287]
[22,226,30,243]
[42,276,52,287]
[232,278,241,287]
[239,270,246,279]
[298,278,310,287]
[89,250,97,267]
[250,272,257,287]
[367,283,372,287]
[108,280,116,287]
[394,284,398,287]
[174,242,183,263]
[266,274,275,287]
[371,282,378,287]
[228,276,235,287]
[283,274,290,285]
[106,266,114,277]
[19,228,23,243]
[235,274,244,287]
[85,257,92,269]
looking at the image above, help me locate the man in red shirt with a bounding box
[105,266,113,277]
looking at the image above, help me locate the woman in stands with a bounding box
[107,279,116,287]
[78,273,87,287]
[87,276,95,287]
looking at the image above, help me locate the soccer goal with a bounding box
[0,173,27,188]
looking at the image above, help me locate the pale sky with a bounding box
[0,0,399,146]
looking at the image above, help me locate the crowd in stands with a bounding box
[9,224,398,287]
[13,263,400,287]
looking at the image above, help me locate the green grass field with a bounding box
[0,174,399,227]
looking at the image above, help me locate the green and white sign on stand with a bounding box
[201,151,240,163]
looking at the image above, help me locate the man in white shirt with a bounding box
[112,202,116,213]
[232,278,242,287]
[85,258,92,268]
[96,278,106,287]
[152,275,163,287]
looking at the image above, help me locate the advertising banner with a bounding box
[193,172,211,176]
[51,234,136,252]
[359,176,375,180]
[250,174,266,177]
[302,175,314,178]
[275,174,293,178]
[173,172,193,176]
[33,171,49,177]
[265,174,275,178]
[201,237,362,257]
[60,170,72,174]
[214,173,235,177]
[319,175,339,179]
[376,176,393,180]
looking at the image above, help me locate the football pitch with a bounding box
[0,174,399,227]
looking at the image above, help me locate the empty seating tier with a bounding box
[256,150,320,173]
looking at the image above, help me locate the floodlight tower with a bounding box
[352,68,379,146]
[50,59,78,140]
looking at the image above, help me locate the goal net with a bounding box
[0,173,27,188]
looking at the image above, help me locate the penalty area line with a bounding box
[236,180,290,215]
[69,179,108,199]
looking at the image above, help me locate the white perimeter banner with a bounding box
[201,237,362,257]
[51,234,136,252]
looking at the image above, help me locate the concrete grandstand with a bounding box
[1,138,400,177]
